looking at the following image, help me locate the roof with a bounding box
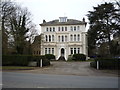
[40,19,87,26]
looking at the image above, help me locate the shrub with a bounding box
[90,58,120,70]
[72,54,86,61]
[67,55,73,61]
[2,55,31,66]
[45,54,55,60]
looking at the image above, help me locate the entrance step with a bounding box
[58,56,66,61]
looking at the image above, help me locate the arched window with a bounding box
[74,34,76,41]
[53,27,55,32]
[62,36,64,42]
[78,34,80,41]
[71,26,73,31]
[65,27,67,31]
[70,35,73,41]
[46,27,48,32]
[52,35,54,42]
[62,27,64,31]
[58,36,60,42]
[46,35,48,42]
[74,26,76,31]
[65,35,67,42]
[50,27,52,32]
[49,35,51,42]
[58,27,60,31]
[77,26,80,30]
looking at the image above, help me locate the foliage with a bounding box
[90,58,120,69]
[45,54,55,60]
[87,2,120,56]
[72,54,86,61]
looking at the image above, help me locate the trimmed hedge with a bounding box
[2,55,50,67]
[72,54,86,61]
[90,58,120,69]
[45,54,55,60]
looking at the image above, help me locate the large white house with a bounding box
[40,17,88,60]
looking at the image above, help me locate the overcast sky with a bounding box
[14,0,111,34]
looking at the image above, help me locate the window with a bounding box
[53,27,55,32]
[71,26,73,31]
[71,48,73,54]
[58,36,60,42]
[50,27,52,32]
[70,35,73,41]
[74,26,76,31]
[74,48,76,54]
[39,51,41,55]
[52,35,54,42]
[65,35,67,42]
[46,27,48,32]
[77,26,80,30]
[34,51,36,55]
[58,27,60,31]
[52,48,54,54]
[45,48,47,54]
[78,48,80,54]
[74,34,76,41]
[49,35,51,42]
[78,34,80,41]
[46,35,48,42]
[65,27,67,31]
[62,36,64,42]
[48,48,51,54]
[62,27,64,31]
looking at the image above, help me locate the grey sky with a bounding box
[14,0,110,34]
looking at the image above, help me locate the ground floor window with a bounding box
[44,48,54,55]
[70,47,80,54]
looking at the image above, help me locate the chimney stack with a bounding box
[43,19,46,23]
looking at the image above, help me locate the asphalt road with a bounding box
[2,72,118,88]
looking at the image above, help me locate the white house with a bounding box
[40,17,88,60]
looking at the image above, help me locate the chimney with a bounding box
[83,18,85,22]
[43,19,46,23]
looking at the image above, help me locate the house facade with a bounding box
[40,17,88,60]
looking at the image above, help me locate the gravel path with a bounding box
[10,61,118,77]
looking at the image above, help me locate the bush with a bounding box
[72,54,86,61]
[2,55,32,66]
[2,55,50,67]
[90,58,120,70]
[45,54,55,60]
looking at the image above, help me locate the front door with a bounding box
[61,48,65,57]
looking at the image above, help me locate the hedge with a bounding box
[45,54,55,60]
[72,54,86,61]
[2,55,50,67]
[90,58,120,70]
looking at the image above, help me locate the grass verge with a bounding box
[2,66,35,70]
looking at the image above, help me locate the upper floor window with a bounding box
[65,35,67,42]
[45,35,48,42]
[52,35,54,42]
[50,27,52,32]
[74,34,76,41]
[58,27,60,31]
[62,36,64,42]
[65,27,67,31]
[58,36,60,42]
[46,27,48,32]
[78,34,80,41]
[77,26,80,30]
[70,35,73,41]
[53,27,55,32]
[74,26,76,31]
[62,27,64,31]
[49,35,51,42]
[71,26,73,31]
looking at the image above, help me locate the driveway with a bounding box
[14,61,118,77]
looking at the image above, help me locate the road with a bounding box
[2,72,118,88]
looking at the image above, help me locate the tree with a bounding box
[87,2,119,56]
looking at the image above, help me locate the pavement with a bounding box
[5,61,118,77]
